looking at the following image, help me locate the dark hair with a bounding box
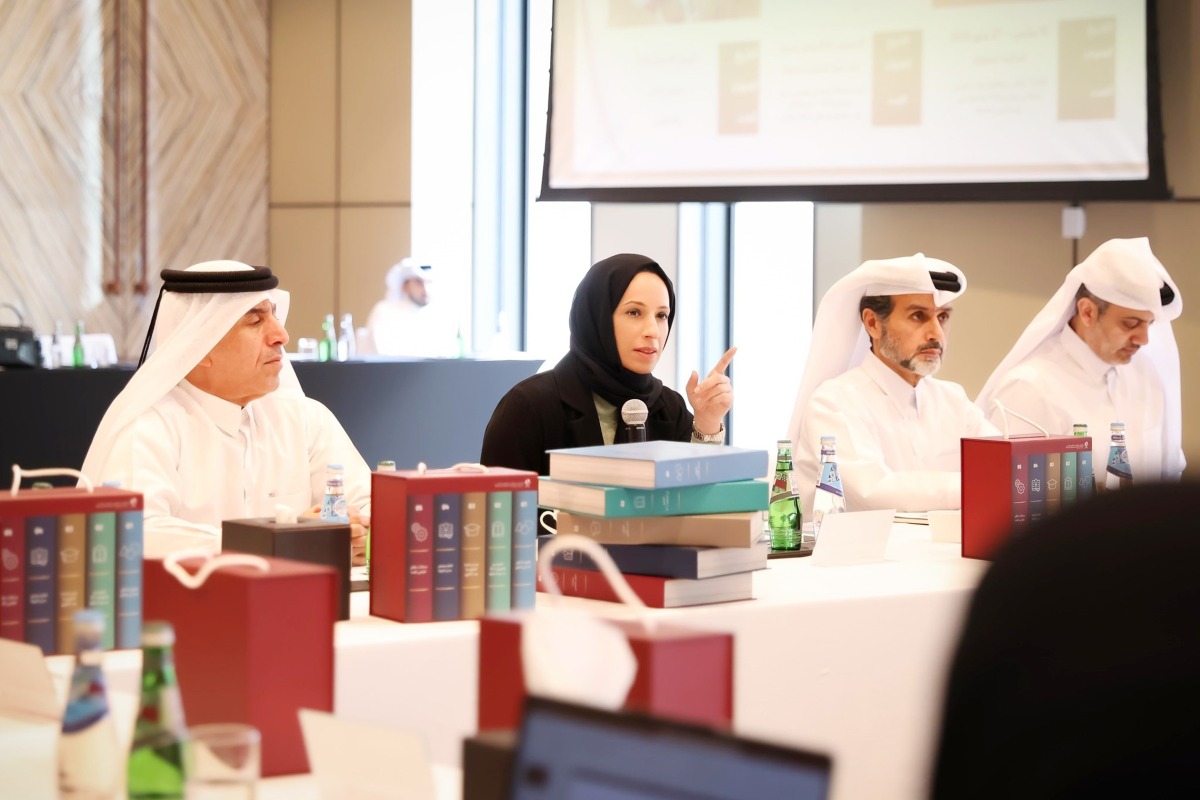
[1073,283,1110,318]
[858,294,894,321]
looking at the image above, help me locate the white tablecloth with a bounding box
[46,523,985,800]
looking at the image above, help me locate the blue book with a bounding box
[547,441,769,489]
[551,541,769,580]
[539,478,769,518]
[1078,448,1095,498]
[511,490,538,610]
[115,510,143,650]
[485,492,513,612]
[432,494,462,621]
[24,515,57,654]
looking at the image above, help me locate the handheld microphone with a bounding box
[621,399,649,443]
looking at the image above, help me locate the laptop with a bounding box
[510,696,832,799]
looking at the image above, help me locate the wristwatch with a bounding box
[692,422,726,444]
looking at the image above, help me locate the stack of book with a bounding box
[537,441,771,608]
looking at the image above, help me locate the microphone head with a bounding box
[621,399,649,427]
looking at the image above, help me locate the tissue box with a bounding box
[478,614,733,732]
[462,729,517,800]
[221,518,351,620]
[143,555,337,776]
[961,434,1093,560]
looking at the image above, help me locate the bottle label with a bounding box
[1106,446,1132,480]
[817,462,844,497]
[322,494,349,523]
[769,471,795,505]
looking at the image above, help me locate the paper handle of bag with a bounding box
[991,400,1051,440]
[163,548,271,589]
[10,465,93,496]
[415,461,489,476]
[537,533,653,628]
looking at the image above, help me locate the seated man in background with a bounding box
[82,261,371,560]
[786,254,998,513]
[365,257,460,357]
[977,237,1184,482]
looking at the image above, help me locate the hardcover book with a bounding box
[555,510,763,549]
[115,510,143,649]
[460,492,487,620]
[485,492,513,613]
[547,441,769,489]
[86,511,117,650]
[539,478,768,519]
[537,564,754,609]
[510,490,538,610]
[0,515,25,642]
[55,513,87,655]
[551,541,770,580]
[370,467,537,624]
[406,494,435,623]
[24,516,57,654]
[432,494,462,622]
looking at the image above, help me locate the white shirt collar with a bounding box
[178,379,251,438]
[861,349,920,413]
[1058,325,1115,385]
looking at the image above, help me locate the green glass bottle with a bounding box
[127,621,187,799]
[72,320,87,368]
[317,313,336,362]
[767,439,802,551]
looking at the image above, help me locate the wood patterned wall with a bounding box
[0,0,267,361]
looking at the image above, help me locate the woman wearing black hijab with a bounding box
[480,253,735,475]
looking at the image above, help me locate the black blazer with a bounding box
[479,367,694,475]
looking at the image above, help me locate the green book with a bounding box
[538,478,769,518]
[485,492,512,613]
[86,511,116,650]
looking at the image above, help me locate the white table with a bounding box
[49,523,985,800]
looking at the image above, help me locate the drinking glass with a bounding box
[184,723,261,799]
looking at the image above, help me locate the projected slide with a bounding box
[546,0,1152,194]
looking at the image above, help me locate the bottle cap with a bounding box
[1073,423,1088,435]
[73,608,106,634]
[1110,421,1125,431]
[326,463,344,471]
[376,460,397,472]
[820,435,836,444]
[142,620,176,647]
[776,439,792,446]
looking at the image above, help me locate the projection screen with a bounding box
[540,0,1167,202]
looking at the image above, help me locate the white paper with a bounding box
[299,709,436,800]
[810,509,895,567]
[0,639,63,800]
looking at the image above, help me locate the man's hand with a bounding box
[685,346,736,435]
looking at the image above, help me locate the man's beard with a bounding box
[879,324,942,377]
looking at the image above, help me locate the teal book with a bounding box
[1061,450,1078,507]
[485,492,512,612]
[115,510,143,650]
[510,490,538,610]
[86,511,116,650]
[539,478,769,518]
[547,441,769,489]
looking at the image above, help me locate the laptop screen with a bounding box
[511,696,832,800]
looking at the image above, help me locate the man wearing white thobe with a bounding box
[787,254,998,513]
[82,261,371,558]
[977,237,1184,482]
[365,258,459,357]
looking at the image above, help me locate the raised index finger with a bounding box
[708,346,737,376]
